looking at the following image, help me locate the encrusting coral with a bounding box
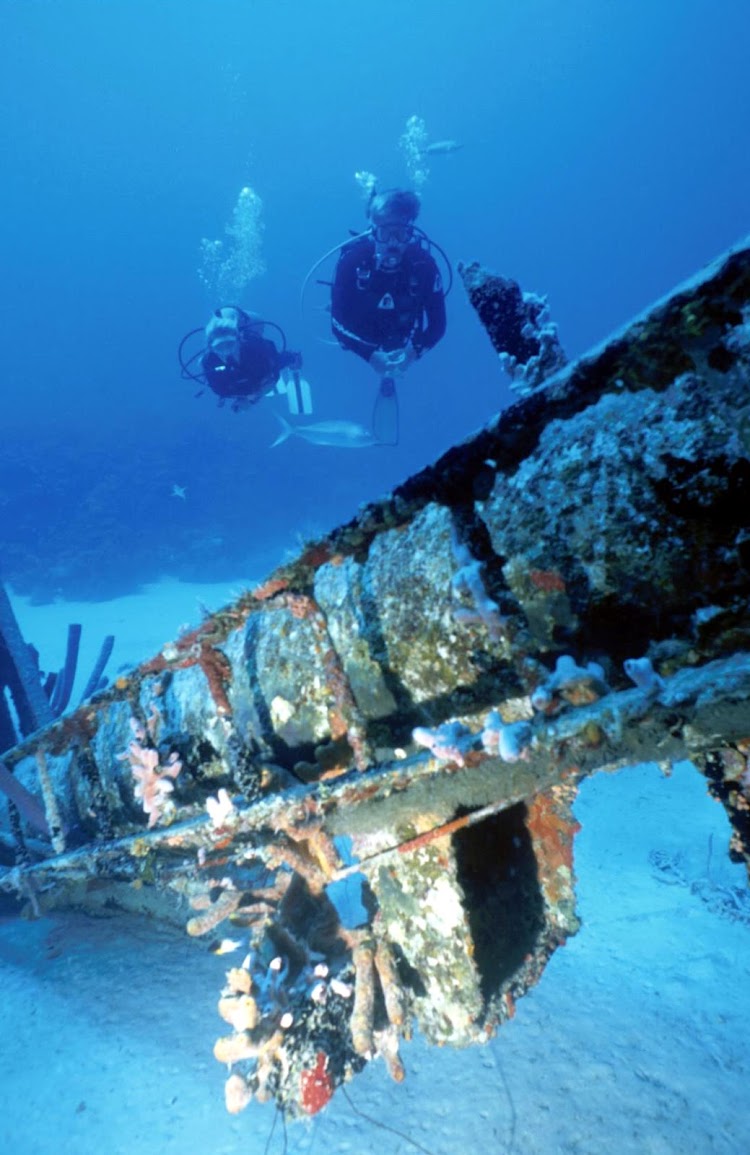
[117,715,182,828]
[182,805,416,1118]
[450,528,507,641]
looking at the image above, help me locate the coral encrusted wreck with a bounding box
[2,235,750,1120]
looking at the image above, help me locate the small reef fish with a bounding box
[209,937,244,955]
[271,415,379,449]
[424,139,463,155]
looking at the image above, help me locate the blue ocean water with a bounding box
[1,0,748,601]
[1,9,750,1152]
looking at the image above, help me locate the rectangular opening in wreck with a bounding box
[453,802,545,1002]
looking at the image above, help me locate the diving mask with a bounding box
[373,223,414,245]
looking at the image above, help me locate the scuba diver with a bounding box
[178,306,312,415]
[328,188,448,444]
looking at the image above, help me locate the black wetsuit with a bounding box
[202,331,297,402]
[331,236,446,363]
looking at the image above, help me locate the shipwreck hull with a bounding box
[2,236,750,1118]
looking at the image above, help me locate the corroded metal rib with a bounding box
[1,236,750,1119]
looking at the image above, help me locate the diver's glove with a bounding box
[397,342,419,370]
[369,350,392,376]
[282,350,303,372]
[370,344,418,377]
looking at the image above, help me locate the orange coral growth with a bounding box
[224,1072,253,1114]
[214,1032,260,1064]
[350,941,376,1056]
[375,1025,405,1082]
[319,764,351,781]
[274,817,342,883]
[374,940,405,1029]
[218,993,259,1032]
[225,966,253,994]
[186,889,243,936]
[266,835,330,896]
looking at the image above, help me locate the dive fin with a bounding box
[270,414,293,448]
[372,376,399,446]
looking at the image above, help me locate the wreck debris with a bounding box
[1,236,750,1118]
[459,260,568,393]
[34,750,65,855]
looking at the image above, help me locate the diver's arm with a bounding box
[414,289,446,357]
[331,250,377,362]
[411,255,447,357]
[278,349,303,372]
[246,335,290,395]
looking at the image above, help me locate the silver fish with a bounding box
[425,139,463,155]
[271,415,378,449]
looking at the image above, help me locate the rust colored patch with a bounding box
[139,654,168,676]
[528,568,566,593]
[318,765,350,781]
[396,813,473,856]
[140,633,233,716]
[49,708,98,753]
[273,592,371,770]
[251,576,290,601]
[196,644,233,716]
[176,620,220,652]
[298,541,335,570]
[526,787,580,906]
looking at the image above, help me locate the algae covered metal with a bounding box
[2,236,750,1118]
